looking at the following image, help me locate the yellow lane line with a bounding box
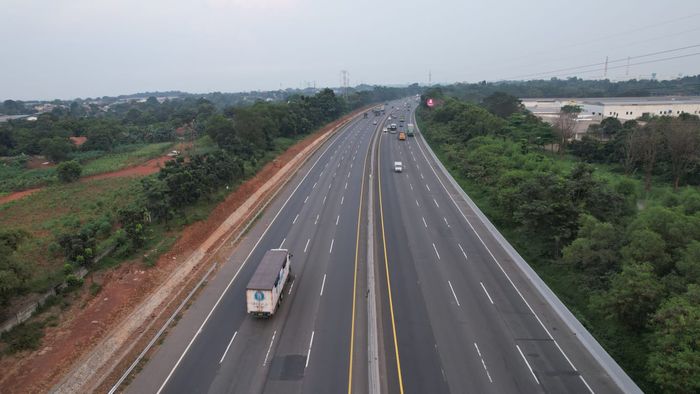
[377,131,405,393]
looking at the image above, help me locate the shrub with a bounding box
[56,160,82,183]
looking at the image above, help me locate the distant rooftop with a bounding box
[523,96,700,105]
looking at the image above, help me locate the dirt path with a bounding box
[0,152,178,205]
[0,110,365,394]
[0,188,43,205]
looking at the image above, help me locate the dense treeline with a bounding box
[417,91,700,393]
[0,86,419,309]
[427,75,700,102]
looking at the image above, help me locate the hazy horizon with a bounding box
[2,0,699,101]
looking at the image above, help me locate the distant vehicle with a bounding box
[389,123,397,132]
[246,249,292,318]
[398,132,406,140]
[166,150,180,157]
[364,112,368,118]
[406,123,415,136]
[373,120,377,125]
[382,127,388,133]
[394,161,403,172]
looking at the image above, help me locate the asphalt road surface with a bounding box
[127,100,627,394]
[374,102,622,394]
[129,106,380,394]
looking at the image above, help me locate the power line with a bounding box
[488,12,700,70]
[507,44,700,80]
[535,51,700,80]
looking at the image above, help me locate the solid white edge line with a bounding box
[219,331,238,364]
[320,274,327,296]
[305,331,315,368]
[480,282,495,304]
[263,330,277,366]
[154,114,354,394]
[411,130,583,372]
[458,243,468,261]
[304,238,310,253]
[448,281,460,307]
[580,376,595,394]
[516,344,540,385]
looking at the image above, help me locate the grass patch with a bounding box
[80,142,174,176]
[0,163,55,193]
[0,177,142,294]
[0,321,45,354]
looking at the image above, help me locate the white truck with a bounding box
[394,161,403,172]
[246,249,292,318]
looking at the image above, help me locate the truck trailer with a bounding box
[246,249,292,318]
[406,123,415,136]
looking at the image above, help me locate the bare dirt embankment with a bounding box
[0,110,364,394]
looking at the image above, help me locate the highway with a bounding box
[125,99,630,394]
[375,102,623,393]
[129,108,378,393]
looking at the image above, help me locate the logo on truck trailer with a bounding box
[254,291,265,301]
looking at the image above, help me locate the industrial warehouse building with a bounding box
[522,96,700,121]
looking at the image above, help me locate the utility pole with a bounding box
[340,70,349,99]
[603,56,609,79]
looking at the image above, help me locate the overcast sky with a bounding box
[2,0,700,100]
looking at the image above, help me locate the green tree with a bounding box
[205,114,239,152]
[647,285,700,393]
[562,215,621,277]
[481,92,523,118]
[677,241,700,285]
[621,229,671,274]
[598,262,665,331]
[0,230,30,304]
[56,160,82,183]
[600,117,622,138]
[118,205,149,250]
[39,136,73,162]
[141,177,173,224]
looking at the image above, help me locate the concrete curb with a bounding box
[412,111,642,394]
